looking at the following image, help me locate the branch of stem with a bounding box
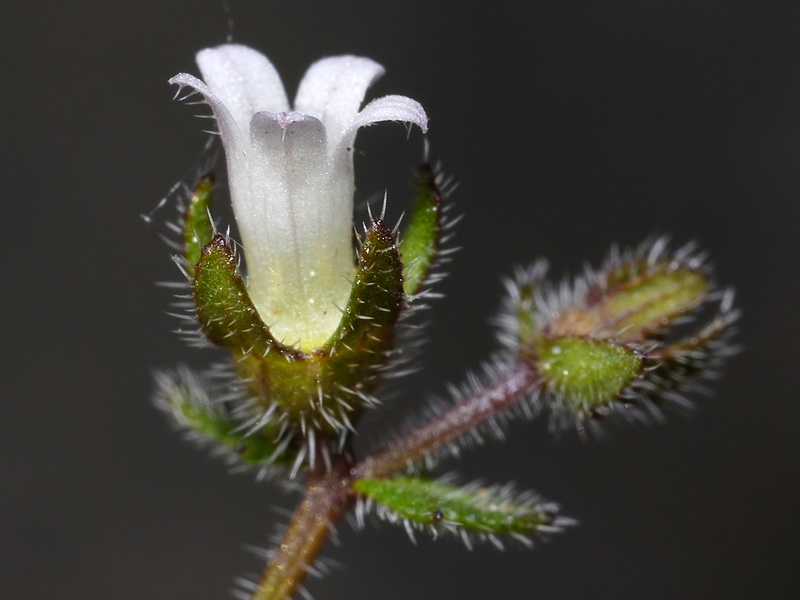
[354,360,539,480]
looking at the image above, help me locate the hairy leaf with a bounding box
[355,476,562,538]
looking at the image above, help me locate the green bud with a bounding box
[536,336,642,414]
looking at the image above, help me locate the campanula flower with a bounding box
[170,44,427,349]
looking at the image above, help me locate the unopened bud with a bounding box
[499,239,738,430]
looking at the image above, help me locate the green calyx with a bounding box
[190,220,404,439]
[536,336,642,414]
[327,219,405,356]
[400,163,445,296]
[354,476,561,539]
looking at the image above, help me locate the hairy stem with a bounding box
[355,360,539,480]
[252,360,538,600]
[252,465,351,600]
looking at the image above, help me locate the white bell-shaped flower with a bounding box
[170,44,428,349]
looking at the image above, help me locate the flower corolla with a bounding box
[170,44,427,349]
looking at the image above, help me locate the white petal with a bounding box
[196,44,290,137]
[243,112,354,348]
[294,56,385,148]
[168,72,250,210]
[246,111,328,260]
[333,94,429,157]
[169,72,245,146]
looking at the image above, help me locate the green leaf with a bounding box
[400,163,445,295]
[155,368,293,467]
[536,336,642,414]
[182,173,215,275]
[354,476,564,542]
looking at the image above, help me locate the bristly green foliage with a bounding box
[156,41,742,600]
[155,148,736,600]
[354,475,571,548]
[154,367,295,469]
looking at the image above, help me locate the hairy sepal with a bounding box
[193,234,292,359]
[354,475,569,547]
[237,218,405,437]
[326,219,404,357]
[400,163,445,295]
[182,173,216,274]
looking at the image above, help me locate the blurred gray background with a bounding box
[2,1,798,599]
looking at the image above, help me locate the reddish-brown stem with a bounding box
[252,360,538,600]
[251,467,351,600]
[354,360,539,480]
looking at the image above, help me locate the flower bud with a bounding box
[499,239,738,431]
[535,337,643,415]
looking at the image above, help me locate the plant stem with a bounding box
[354,360,538,480]
[252,360,538,600]
[251,466,351,600]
